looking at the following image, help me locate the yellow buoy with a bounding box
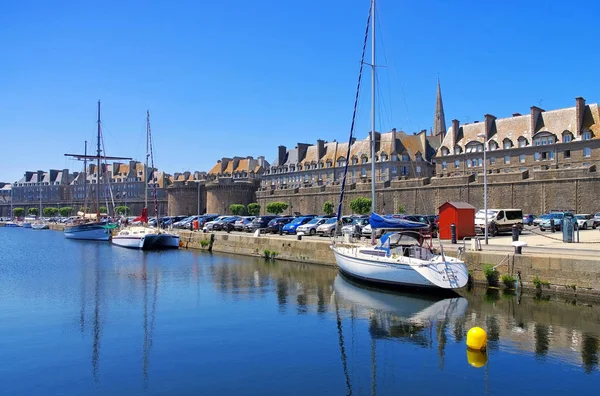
[466,326,487,350]
[466,348,488,368]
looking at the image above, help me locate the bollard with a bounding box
[515,245,522,254]
[226,223,231,233]
[297,234,302,241]
[451,223,457,244]
[550,218,555,233]
[279,223,283,235]
[512,224,519,242]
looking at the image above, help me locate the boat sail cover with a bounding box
[369,212,428,230]
[133,207,148,223]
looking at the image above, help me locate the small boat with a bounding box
[31,221,49,230]
[4,221,19,228]
[112,111,179,250]
[22,216,36,228]
[64,218,112,240]
[330,0,468,291]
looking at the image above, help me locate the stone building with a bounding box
[261,129,440,190]
[166,171,207,216]
[0,183,11,217]
[435,97,600,176]
[12,169,74,205]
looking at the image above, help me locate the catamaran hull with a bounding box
[331,247,469,290]
[31,224,49,230]
[112,233,180,250]
[22,223,32,229]
[64,224,111,241]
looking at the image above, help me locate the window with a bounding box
[541,152,547,160]
[416,153,423,161]
[361,168,367,176]
[401,153,409,161]
[518,138,527,148]
[454,146,462,155]
[520,154,525,163]
[392,166,397,174]
[441,147,449,156]
[466,159,472,168]
[564,150,571,159]
[584,147,591,157]
[548,151,555,160]
[401,166,409,175]
[326,161,332,168]
[583,132,592,140]
[361,157,368,164]
[455,160,460,168]
[535,135,554,146]
[416,165,422,174]
[504,155,510,164]
[534,152,541,161]
[478,158,483,167]
[489,141,499,151]
[380,154,388,162]
[352,158,358,165]
[503,139,513,149]
[563,133,572,143]
[489,157,495,165]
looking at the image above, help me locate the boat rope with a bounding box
[335,0,372,238]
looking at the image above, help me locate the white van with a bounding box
[475,209,523,236]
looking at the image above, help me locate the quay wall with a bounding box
[178,231,600,298]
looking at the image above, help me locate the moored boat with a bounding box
[330,0,467,291]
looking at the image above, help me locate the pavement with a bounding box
[441,225,600,258]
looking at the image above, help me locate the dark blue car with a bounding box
[282,215,315,234]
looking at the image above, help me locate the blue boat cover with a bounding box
[369,212,428,230]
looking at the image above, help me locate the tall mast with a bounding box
[145,111,149,212]
[370,0,376,214]
[96,100,101,219]
[83,141,88,214]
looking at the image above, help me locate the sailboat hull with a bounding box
[331,245,469,290]
[112,231,180,250]
[64,223,111,241]
[31,223,49,230]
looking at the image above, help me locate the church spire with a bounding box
[433,78,447,138]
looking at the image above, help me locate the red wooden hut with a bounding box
[438,201,476,240]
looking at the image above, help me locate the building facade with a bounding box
[261,129,440,190]
[435,97,600,177]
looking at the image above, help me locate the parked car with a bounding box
[342,216,370,236]
[245,216,280,233]
[213,216,241,231]
[594,212,600,228]
[234,216,255,231]
[539,212,575,231]
[475,209,523,236]
[532,214,550,227]
[402,214,438,237]
[203,216,229,232]
[282,215,316,234]
[522,214,535,226]
[296,217,328,235]
[266,217,295,234]
[316,217,338,237]
[173,215,195,228]
[575,214,595,230]
[198,215,219,228]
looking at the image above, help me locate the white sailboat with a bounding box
[330,0,468,290]
[5,186,19,227]
[64,101,130,241]
[112,111,180,250]
[31,184,49,230]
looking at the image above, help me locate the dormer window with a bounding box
[489,141,499,151]
[380,153,388,162]
[351,157,358,165]
[401,153,409,161]
[441,147,449,156]
[415,153,422,161]
[326,160,332,168]
[563,132,572,143]
[518,137,527,148]
[503,139,513,149]
[583,131,592,141]
[361,156,368,164]
[454,146,462,155]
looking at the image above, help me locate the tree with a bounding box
[247,203,261,216]
[114,206,130,215]
[43,207,59,217]
[28,207,39,216]
[229,204,246,215]
[396,204,406,214]
[323,201,334,216]
[59,207,74,217]
[350,197,372,215]
[266,202,289,215]
[79,206,89,213]
[13,207,25,218]
[99,206,108,214]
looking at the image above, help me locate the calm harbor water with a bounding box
[0,228,599,395]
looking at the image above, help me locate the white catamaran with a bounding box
[112,111,180,250]
[330,0,468,290]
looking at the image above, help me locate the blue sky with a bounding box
[1,0,599,181]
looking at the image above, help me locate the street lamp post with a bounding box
[477,133,489,245]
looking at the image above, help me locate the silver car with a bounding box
[296,217,327,235]
[575,214,595,230]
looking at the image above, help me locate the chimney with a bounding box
[530,106,544,135]
[317,139,325,160]
[576,97,586,136]
[484,114,496,140]
[418,129,427,157]
[277,145,286,166]
[297,143,310,162]
[473,121,479,124]
[512,112,522,117]
[451,119,460,147]
[257,155,265,168]
[391,128,397,153]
